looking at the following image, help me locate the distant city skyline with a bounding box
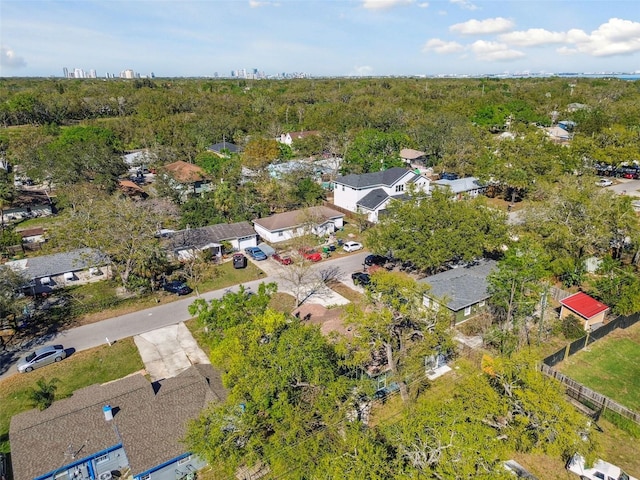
[1,0,639,78]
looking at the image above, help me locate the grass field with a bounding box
[0,338,144,453]
[556,321,640,412]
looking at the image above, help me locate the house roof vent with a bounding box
[103,405,113,421]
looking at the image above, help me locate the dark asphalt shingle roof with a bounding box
[418,260,497,311]
[207,142,241,154]
[5,248,109,280]
[165,222,256,250]
[356,190,409,211]
[10,365,226,480]
[335,167,416,189]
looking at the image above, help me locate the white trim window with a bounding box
[478,300,485,307]
[464,306,472,316]
[395,184,405,192]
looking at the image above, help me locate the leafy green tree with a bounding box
[366,188,508,273]
[487,240,551,351]
[588,257,640,316]
[0,265,28,334]
[341,129,408,174]
[0,169,16,232]
[242,137,280,170]
[341,270,453,402]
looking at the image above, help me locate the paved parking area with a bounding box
[134,322,209,381]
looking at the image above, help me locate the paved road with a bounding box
[0,251,369,379]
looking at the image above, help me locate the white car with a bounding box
[595,178,613,187]
[567,454,637,480]
[343,241,363,252]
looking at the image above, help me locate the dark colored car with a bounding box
[245,246,267,261]
[17,345,67,373]
[162,281,192,295]
[364,254,388,267]
[272,253,292,265]
[439,172,459,180]
[351,272,371,286]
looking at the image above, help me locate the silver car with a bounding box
[17,345,67,373]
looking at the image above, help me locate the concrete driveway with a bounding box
[133,322,209,381]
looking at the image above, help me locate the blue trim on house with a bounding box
[34,444,122,480]
[134,453,192,480]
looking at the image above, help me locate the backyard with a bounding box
[555,321,640,412]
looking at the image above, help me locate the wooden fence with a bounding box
[540,364,640,425]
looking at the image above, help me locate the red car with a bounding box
[272,253,292,265]
[299,247,322,262]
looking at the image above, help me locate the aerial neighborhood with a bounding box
[1,76,640,480]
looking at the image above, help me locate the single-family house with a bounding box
[162,161,212,198]
[546,126,572,142]
[118,180,147,198]
[4,248,110,294]
[333,167,429,223]
[207,141,242,157]
[418,260,497,324]
[400,148,428,167]
[253,206,344,243]
[123,150,154,169]
[432,177,486,199]
[559,292,609,331]
[163,221,258,260]
[277,131,320,146]
[10,365,226,480]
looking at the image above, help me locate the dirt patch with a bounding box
[293,303,351,337]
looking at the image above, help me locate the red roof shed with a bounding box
[560,292,609,330]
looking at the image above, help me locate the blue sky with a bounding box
[1,0,639,77]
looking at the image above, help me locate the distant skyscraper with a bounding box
[73,68,85,78]
[89,69,96,78]
[63,67,68,78]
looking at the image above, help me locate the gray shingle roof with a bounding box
[335,167,415,189]
[418,260,497,311]
[207,142,241,154]
[357,188,390,210]
[433,177,484,195]
[5,248,109,280]
[254,206,344,232]
[165,222,256,250]
[10,365,226,480]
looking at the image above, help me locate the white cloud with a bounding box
[0,46,26,69]
[499,28,566,46]
[248,0,280,7]
[361,0,414,10]
[449,0,478,11]
[571,18,640,57]
[450,17,514,35]
[423,38,464,54]
[470,40,525,61]
[417,2,429,8]
[351,65,374,76]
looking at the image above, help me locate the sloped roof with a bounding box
[335,167,416,189]
[254,206,344,232]
[5,248,109,280]
[418,260,497,311]
[163,161,206,183]
[17,227,45,238]
[433,177,484,194]
[560,292,609,319]
[400,148,426,160]
[165,222,256,250]
[10,365,226,480]
[207,142,241,154]
[119,179,145,194]
[357,188,390,211]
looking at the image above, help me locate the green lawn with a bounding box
[0,338,144,453]
[556,322,640,412]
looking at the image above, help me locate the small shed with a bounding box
[560,292,609,331]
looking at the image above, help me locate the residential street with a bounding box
[0,251,369,380]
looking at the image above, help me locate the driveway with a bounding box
[606,177,640,197]
[133,322,209,381]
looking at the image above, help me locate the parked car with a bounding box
[299,247,322,262]
[595,178,613,187]
[162,281,192,295]
[439,172,459,180]
[244,246,267,261]
[364,254,388,267]
[566,454,637,480]
[272,253,292,265]
[351,271,370,286]
[343,241,363,252]
[17,345,67,373]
